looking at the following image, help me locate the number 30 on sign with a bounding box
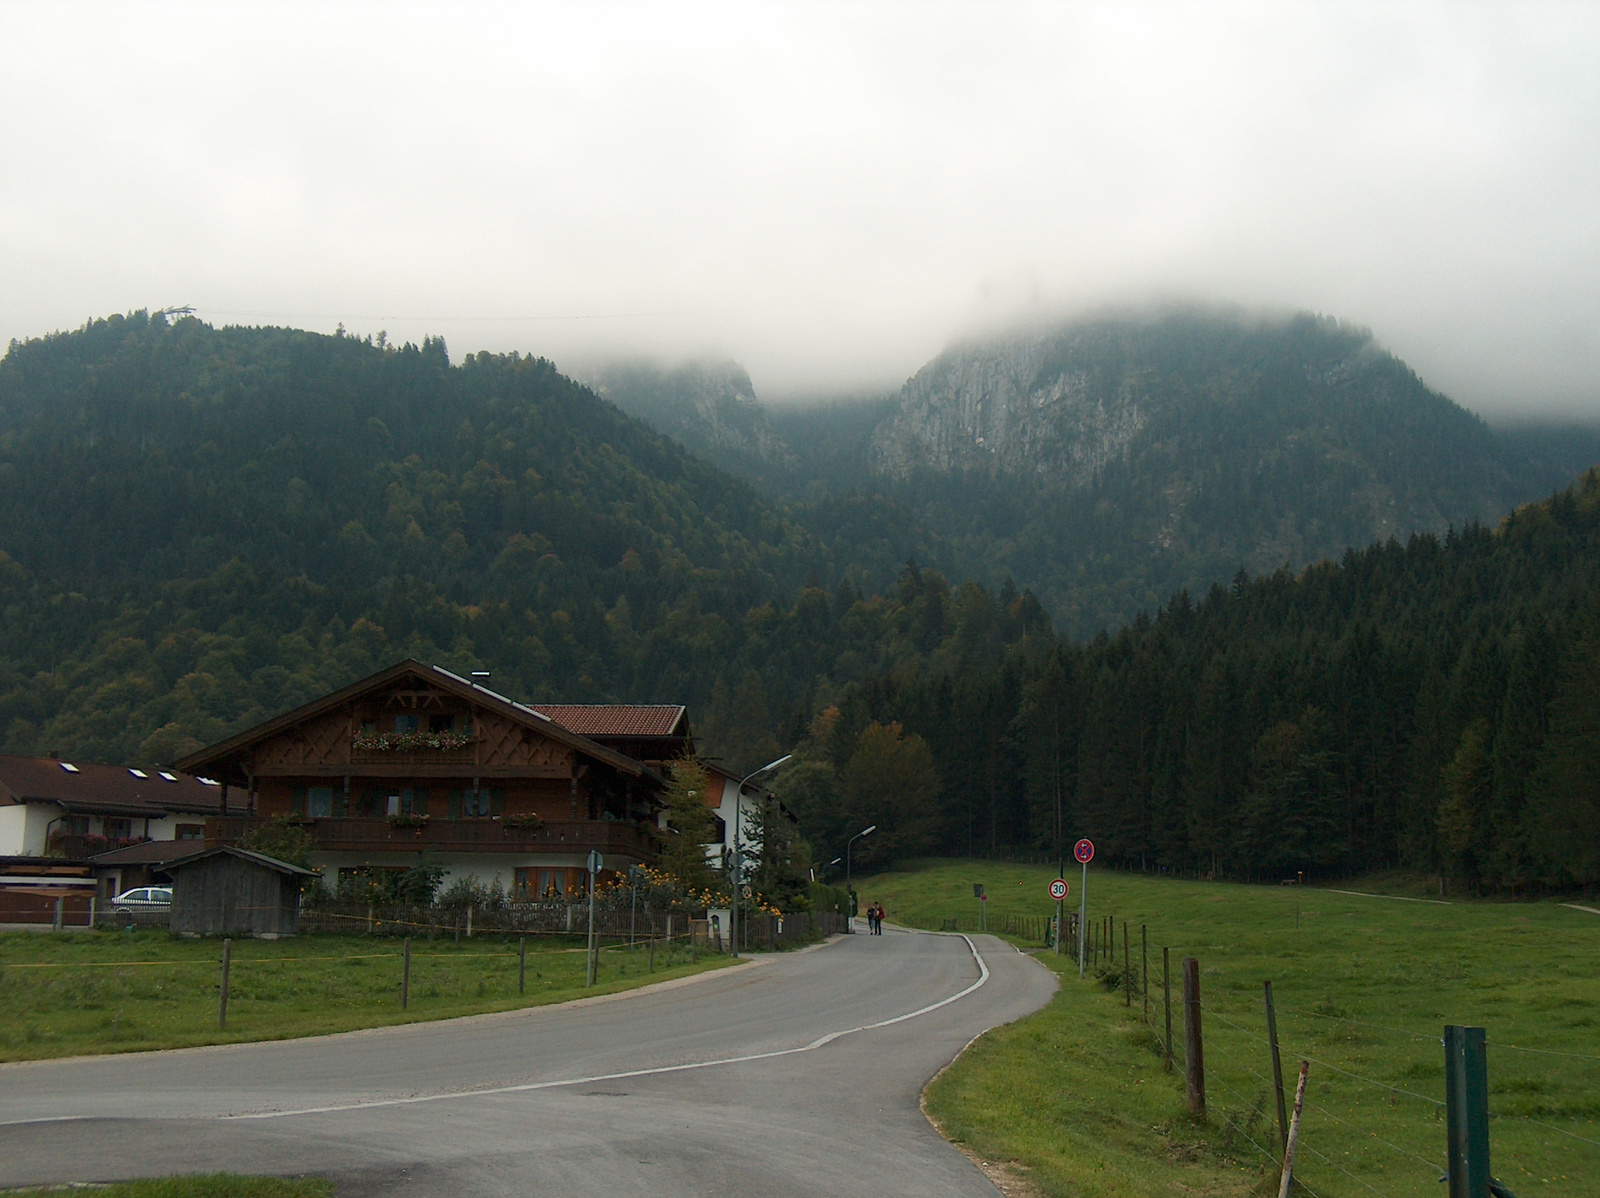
[1048,878,1069,900]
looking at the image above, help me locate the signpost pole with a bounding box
[1048,877,1069,953]
[1074,839,1095,979]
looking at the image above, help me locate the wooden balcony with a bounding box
[47,834,150,859]
[205,816,658,861]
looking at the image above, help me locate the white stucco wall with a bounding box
[703,775,766,869]
[0,805,34,855]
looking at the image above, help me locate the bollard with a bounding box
[1183,956,1205,1118]
[53,896,63,933]
[218,938,232,1030]
[401,937,411,1009]
[518,936,526,996]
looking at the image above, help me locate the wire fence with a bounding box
[1018,914,1600,1198]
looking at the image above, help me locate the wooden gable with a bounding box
[177,659,651,790]
[248,675,574,778]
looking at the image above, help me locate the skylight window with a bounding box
[129,769,148,778]
[158,771,178,782]
[198,777,219,787]
[59,762,79,773]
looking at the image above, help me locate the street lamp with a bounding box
[845,825,876,932]
[728,753,792,958]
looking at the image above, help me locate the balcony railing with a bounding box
[47,834,150,859]
[205,816,658,860]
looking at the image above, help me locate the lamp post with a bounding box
[728,753,792,958]
[845,825,876,932]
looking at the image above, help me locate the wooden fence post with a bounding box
[1264,980,1288,1149]
[218,938,232,1030]
[1183,956,1205,1118]
[401,937,411,1009]
[1278,1060,1309,1198]
[518,936,526,995]
[1163,946,1173,1072]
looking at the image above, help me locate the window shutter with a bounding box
[290,787,306,816]
[410,788,430,817]
[332,790,349,818]
[447,790,462,819]
[490,788,505,817]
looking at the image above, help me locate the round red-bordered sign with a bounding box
[1048,878,1069,900]
[1074,838,1095,864]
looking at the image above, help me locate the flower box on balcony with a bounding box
[500,814,544,832]
[352,730,474,752]
[388,813,431,830]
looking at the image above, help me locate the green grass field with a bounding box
[0,929,731,1062]
[858,860,1600,1198]
[0,1176,331,1197]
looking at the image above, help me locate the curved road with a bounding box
[0,928,1055,1196]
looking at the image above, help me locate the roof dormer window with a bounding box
[59,762,79,773]
[158,772,178,782]
[129,769,148,778]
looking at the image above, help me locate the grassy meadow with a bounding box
[857,860,1600,1198]
[0,929,731,1062]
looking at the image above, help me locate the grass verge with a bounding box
[0,930,734,1062]
[865,859,1600,1198]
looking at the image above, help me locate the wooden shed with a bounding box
[166,846,317,937]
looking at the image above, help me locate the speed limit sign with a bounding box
[1048,878,1069,900]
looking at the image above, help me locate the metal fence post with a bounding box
[218,938,232,1030]
[1163,946,1173,1073]
[401,937,411,1009]
[1264,980,1288,1149]
[1444,1025,1491,1198]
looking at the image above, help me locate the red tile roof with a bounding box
[528,705,687,738]
[0,755,227,816]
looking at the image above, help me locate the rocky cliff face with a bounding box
[574,358,793,467]
[871,322,1156,484]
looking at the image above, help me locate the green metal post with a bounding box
[1444,1025,1490,1198]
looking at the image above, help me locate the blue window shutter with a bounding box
[447,790,462,819]
[290,787,306,816]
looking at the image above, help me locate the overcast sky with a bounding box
[2,2,1597,416]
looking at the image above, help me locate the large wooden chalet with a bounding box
[176,660,685,900]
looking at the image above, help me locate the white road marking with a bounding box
[215,932,991,1121]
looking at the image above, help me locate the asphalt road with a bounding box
[0,927,1056,1196]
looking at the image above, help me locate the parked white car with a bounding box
[111,886,172,913]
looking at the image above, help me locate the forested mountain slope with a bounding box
[0,312,1032,767]
[783,474,1600,891]
[591,311,1589,638]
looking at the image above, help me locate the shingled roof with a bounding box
[0,755,226,817]
[527,705,688,739]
